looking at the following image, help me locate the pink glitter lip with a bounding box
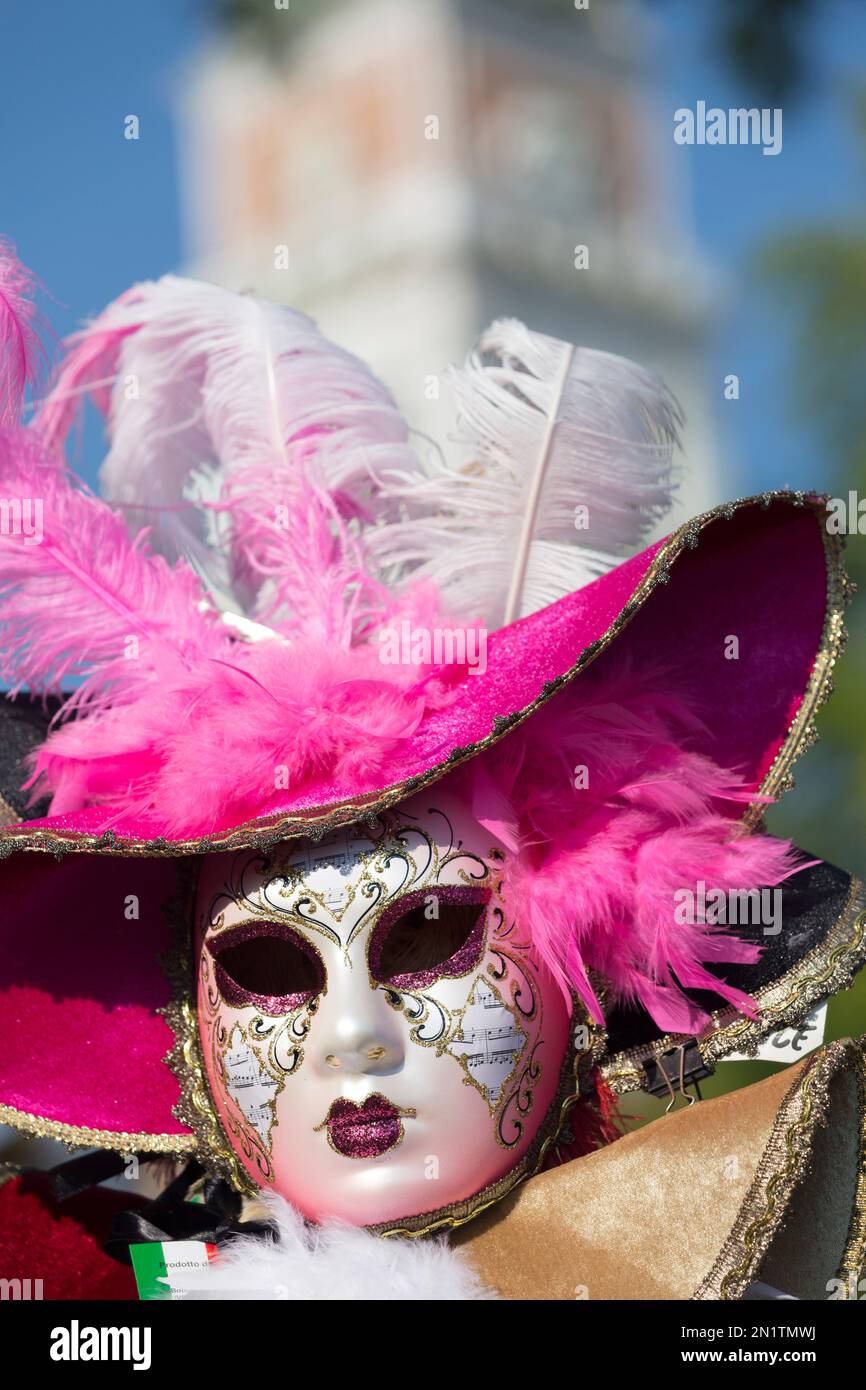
[316,1093,416,1158]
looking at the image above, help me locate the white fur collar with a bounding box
[190,1194,498,1300]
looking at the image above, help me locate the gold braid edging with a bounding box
[599,881,866,1095]
[835,1045,866,1293]
[693,1038,860,1300]
[0,1103,196,1155]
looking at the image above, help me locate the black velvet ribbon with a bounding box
[46,1147,137,1201]
[43,1151,276,1264]
[108,1160,277,1263]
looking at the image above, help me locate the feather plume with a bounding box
[369,318,682,628]
[0,431,457,831]
[452,654,804,1034]
[188,1192,497,1301]
[0,429,231,739]
[0,253,809,1043]
[0,238,46,428]
[37,276,425,645]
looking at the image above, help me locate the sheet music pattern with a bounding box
[448,976,527,1107]
[224,1028,280,1146]
[280,829,379,910]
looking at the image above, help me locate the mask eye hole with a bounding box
[370,888,490,990]
[208,924,324,1015]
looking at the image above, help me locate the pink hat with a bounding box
[0,240,860,1161]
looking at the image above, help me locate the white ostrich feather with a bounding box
[369,318,682,628]
[40,275,422,638]
[186,1193,498,1301]
[40,295,683,639]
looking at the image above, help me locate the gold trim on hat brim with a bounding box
[836,1045,866,1291]
[600,878,866,1095]
[0,491,849,859]
[696,1038,866,1300]
[0,1103,197,1156]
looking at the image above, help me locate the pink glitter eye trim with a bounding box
[207,921,326,1015]
[368,886,491,992]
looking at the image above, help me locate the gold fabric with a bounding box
[453,1038,866,1300]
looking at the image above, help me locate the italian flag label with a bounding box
[130,1240,218,1300]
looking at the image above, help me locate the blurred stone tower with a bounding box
[178,0,720,525]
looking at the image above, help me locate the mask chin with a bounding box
[193,791,585,1232]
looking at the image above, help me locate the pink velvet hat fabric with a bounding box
[0,491,841,856]
[0,851,193,1148]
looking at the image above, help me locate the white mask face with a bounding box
[195,788,573,1230]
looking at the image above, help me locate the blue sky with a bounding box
[657,0,866,495]
[1,2,202,339]
[1,0,863,493]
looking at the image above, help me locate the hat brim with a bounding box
[600,857,866,1096]
[0,850,195,1153]
[0,843,862,1154]
[0,491,846,859]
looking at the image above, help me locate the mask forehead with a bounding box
[200,798,498,946]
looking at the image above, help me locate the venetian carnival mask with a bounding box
[195,789,575,1232]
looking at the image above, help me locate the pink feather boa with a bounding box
[27,624,461,832]
[0,427,462,834]
[451,657,802,1034]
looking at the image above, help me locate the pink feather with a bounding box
[0,433,459,830]
[36,276,426,646]
[1,251,805,1038]
[0,429,231,718]
[0,238,46,428]
[452,655,804,1033]
[28,634,456,832]
[35,285,144,452]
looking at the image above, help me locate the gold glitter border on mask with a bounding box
[0,492,849,860]
[160,858,261,1195]
[441,971,532,1126]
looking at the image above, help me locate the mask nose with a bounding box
[314,975,406,1077]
